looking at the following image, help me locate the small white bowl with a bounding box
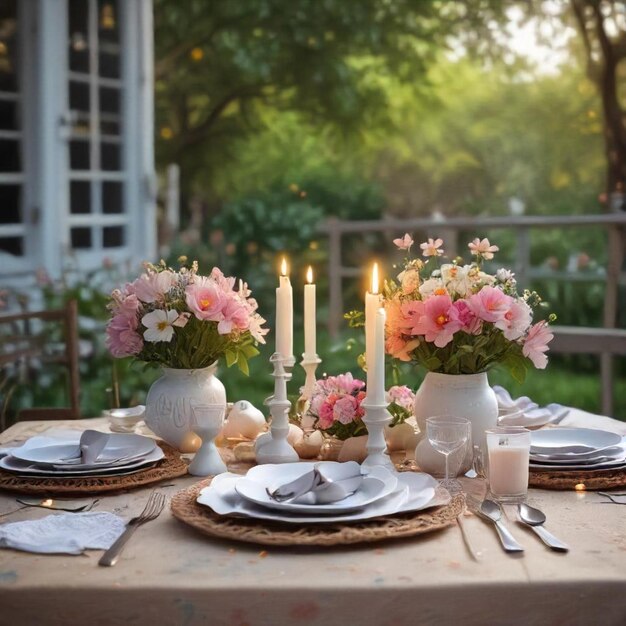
[104,405,145,433]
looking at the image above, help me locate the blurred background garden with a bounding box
[1,0,625,424]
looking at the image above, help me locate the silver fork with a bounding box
[98,491,166,567]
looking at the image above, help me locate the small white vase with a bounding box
[413,372,498,476]
[145,363,227,453]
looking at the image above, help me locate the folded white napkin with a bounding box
[0,512,125,555]
[493,386,568,428]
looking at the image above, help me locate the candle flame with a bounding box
[575,483,586,491]
[280,257,288,276]
[306,266,313,284]
[371,262,379,294]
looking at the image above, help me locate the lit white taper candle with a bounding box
[304,266,316,358]
[276,257,293,361]
[365,262,383,399]
[370,307,387,405]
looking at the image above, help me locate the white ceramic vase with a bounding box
[413,372,498,477]
[145,363,227,453]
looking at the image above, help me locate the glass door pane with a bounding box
[67,0,125,253]
[0,0,25,258]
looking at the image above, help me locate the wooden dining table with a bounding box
[0,410,625,626]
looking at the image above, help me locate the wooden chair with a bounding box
[0,300,80,425]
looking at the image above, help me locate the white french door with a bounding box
[0,0,155,282]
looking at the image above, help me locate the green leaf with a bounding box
[224,349,238,368]
[237,355,250,376]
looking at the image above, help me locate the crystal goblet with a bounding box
[187,403,227,477]
[426,415,471,494]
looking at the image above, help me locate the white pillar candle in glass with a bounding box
[365,263,383,401]
[276,257,293,361]
[304,266,316,358]
[486,426,531,503]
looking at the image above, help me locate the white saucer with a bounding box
[197,471,445,524]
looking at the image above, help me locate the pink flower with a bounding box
[173,312,191,328]
[393,233,414,250]
[400,300,425,328]
[412,294,462,348]
[386,385,415,411]
[384,298,410,333]
[106,313,143,357]
[523,321,553,369]
[248,312,268,344]
[318,397,337,429]
[185,277,226,321]
[210,267,236,292]
[452,299,482,335]
[420,238,444,257]
[385,333,420,361]
[133,270,176,303]
[218,293,251,335]
[495,299,532,340]
[468,286,513,323]
[468,238,499,260]
[333,395,358,425]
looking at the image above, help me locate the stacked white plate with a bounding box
[529,428,626,472]
[0,433,164,478]
[197,461,450,524]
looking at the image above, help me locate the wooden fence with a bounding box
[318,213,626,416]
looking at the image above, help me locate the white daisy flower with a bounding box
[142,309,179,343]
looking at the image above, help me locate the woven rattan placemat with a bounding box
[529,465,626,490]
[0,442,187,496]
[170,478,464,547]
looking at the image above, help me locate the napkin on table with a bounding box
[0,512,125,555]
[493,386,569,427]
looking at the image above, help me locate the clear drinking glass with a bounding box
[486,426,531,503]
[426,415,471,494]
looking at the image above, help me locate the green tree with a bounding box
[153,0,506,202]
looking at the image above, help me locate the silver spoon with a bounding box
[518,503,569,551]
[478,499,524,553]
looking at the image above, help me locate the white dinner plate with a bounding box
[234,462,398,514]
[236,474,392,514]
[11,433,157,467]
[530,444,625,462]
[529,456,626,471]
[0,445,164,477]
[530,428,622,454]
[197,471,446,524]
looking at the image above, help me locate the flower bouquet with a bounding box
[307,374,415,440]
[106,259,268,452]
[383,235,554,381]
[106,259,267,373]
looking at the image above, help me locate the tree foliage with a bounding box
[153,0,506,196]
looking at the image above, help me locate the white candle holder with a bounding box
[361,398,394,471]
[255,352,299,464]
[300,352,321,402]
